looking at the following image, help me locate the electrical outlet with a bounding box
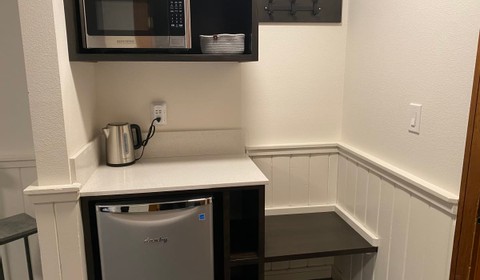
[151,102,167,125]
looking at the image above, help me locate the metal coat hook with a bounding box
[313,0,321,15]
[264,0,274,15]
[290,0,297,15]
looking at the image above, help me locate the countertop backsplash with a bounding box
[70,129,245,186]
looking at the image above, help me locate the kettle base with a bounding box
[106,161,136,167]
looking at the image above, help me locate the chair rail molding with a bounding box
[247,142,459,215]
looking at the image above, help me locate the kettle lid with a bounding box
[107,122,128,126]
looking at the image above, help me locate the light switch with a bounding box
[408,103,422,134]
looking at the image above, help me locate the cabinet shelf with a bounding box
[226,187,265,279]
[230,252,259,264]
[69,52,258,62]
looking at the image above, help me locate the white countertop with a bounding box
[80,155,268,197]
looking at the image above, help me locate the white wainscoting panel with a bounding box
[249,144,457,280]
[249,145,339,277]
[248,145,339,210]
[335,151,457,280]
[0,159,42,280]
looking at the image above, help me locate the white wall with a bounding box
[18,0,97,185]
[341,0,480,194]
[61,62,97,157]
[0,2,40,279]
[18,0,71,185]
[0,0,35,161]
[242,22,348,146]
[95,62,242,131]
[94,10,349,144]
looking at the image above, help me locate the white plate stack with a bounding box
[200,34,245,54]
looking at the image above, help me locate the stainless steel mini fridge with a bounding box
[95,197,214,280]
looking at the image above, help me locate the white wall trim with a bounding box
[338,143,458,215]
[0,158,36,168]
[247,143,459,215]
[24,183,81,204]
[334,205,380,246]
[265,205,336,216]
[69,137,101,185]
[265,265,332,280]
[246,143,338,156]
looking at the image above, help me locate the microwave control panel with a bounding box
[169,0,185,34]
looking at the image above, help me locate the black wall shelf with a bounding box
[258,0,342,23]
[63,0,258,62]
[265,212,377,262]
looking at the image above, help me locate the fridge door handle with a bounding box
[96,197,212,214]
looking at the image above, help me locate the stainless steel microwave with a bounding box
[79,0,191,49]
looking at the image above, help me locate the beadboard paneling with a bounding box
[249,144,457,280]
[249,146,339,209]
[354,166,368,224]
[403,196,429,280]
[272,156,291,207]
[309,155,329,204]
[387,188,411,280]
[365,173,381,234]
[336,153,457,280]
[289,155,310,206]
[0,160,41,280]
[252,157,273,207]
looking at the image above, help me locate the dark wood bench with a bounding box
[265,212,377,262]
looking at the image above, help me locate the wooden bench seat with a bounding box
[265,212,377,262]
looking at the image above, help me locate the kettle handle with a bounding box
[130,124,143,149]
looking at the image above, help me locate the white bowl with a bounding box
[200,34,245,54]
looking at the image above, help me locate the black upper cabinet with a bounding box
[63,0,258,61]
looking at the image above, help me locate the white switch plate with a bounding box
[408,103,422,134]
[151,102,167,126]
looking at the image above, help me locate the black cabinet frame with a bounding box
[63,0,259,61]
[80,185,265,280]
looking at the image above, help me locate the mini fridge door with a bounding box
[95,197,214,280]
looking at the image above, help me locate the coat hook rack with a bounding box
[259,0,342,23]
[264,0,319,17]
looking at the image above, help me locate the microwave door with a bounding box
[81,0,172,48]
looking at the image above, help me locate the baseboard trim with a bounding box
[0,159,36,169]
[265,265,332,280]
[265,205,336,216]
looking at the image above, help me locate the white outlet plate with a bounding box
[151,102,167,125]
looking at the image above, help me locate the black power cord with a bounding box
[135,117,161,162]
